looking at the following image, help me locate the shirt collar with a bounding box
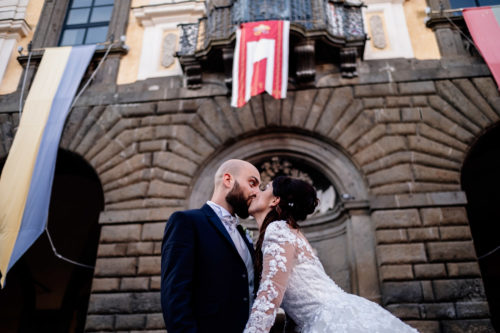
[206,201,235,220]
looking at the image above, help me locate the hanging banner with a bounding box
[231,20,290,108]
[463,6,500,90]
[0,45,95,287]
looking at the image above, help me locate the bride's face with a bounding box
[248,182,277,216]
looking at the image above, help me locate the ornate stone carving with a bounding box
[179,56,202,89]
[162,33,177,68]
[294,40,315,84]
[340,47,358,78]
[369,15,386,49]
[178,23,199,56]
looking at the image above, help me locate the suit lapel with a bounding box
[202,204,240,255]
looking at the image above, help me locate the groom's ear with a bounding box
[222,173,233,188]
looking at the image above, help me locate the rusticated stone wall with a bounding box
[0,75,498,332]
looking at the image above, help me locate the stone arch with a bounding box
[188,131,380,301]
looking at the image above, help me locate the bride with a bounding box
[244,176,419,333]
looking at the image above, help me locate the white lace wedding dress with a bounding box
[243,221,419,333]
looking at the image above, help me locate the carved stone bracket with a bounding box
[340,47,358,78]
[222,47,233,89]
[179,56,202,89]
[294,40,315,84]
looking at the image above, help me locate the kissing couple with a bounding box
[161,159,419,333]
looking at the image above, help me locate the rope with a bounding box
[45,227,94,269]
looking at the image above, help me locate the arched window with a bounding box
[59,0,114,46]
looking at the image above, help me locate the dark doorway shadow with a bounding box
[462,124,500,331]
[0,149,104,333]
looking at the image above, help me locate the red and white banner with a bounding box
[463,6,500,90]
[231,20,290,108]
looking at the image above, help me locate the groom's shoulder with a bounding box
[168,206,207,222]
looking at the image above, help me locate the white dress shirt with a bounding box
[206,201,255,311]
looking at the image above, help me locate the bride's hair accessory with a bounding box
[288,202,294,207]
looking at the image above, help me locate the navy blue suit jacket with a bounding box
[161,204,256,333]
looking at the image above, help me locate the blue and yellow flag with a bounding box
[0,45,95,286]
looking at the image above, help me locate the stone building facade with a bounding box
[0,0,499,333]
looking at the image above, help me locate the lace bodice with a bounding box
[243,221,419,333]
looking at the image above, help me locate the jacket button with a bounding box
[243,297,248,302]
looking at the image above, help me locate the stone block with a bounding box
[147,180,188,198]
[168,140,203,164]
[373,209,422,229]
[377,243,426,264]
[405,320,440,333]
[421,280,435,301]
[427,241,476,262]
[153,151,198,176]
[105,181,150,203]
[355,136,407,165]
[97,243,128,256]
[411,96,428,106]
[382,281,423,304]
[329,99,364,139]
[85,314,115,330]
[447,262,481,277]
[408,227,440,242]
[127,242,155,255]
[101,154,152,184]
[440,226,472,240]
[91,278,120,292]
[121,277,150,291]
[421,207,468,226]
[432,279,486,301]
[367,164,413,187]
[386,303,420,319]
[455,301,490,318]
[376,229,408,244]
[155,125,213,156]
[139,140,168,153]
[292,89,316,129]
[420,303,456,319]
[95,258,137,276]
[188,114,221,147]
[154,242,162,254]
[130,292,162,312]
[354,83,398,97]
[412,164,460,183]
[347,124,385,155]
[386,97,411,107]
[138,256,161,275]
[380,264,414,281]
[150,276,161,290]
[142,222,166,241]
[115,314,146,330]
[385,123,416,135]
[146,313,165,329]
[336,110,375,148]
[101,224,142,243]
[414,263,446,279]
[417,123,468,151]
[197,99,234,142]
[441,319,494,333]
[399,81,436,95]
[315,87,352,135]
[88,293,133,313]
[374,108,401,122]
[363,97,384,108]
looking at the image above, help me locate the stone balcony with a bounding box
[177,0,366,88]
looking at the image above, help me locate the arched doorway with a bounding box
[0,149,104,333]
[188,132,379,300]
[462,125,500,331]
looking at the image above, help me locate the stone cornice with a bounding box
[0,18,30,37]
[132,0,206,27]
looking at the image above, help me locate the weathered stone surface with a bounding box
[329,99,364,139]
[441,319,494,333]
[377,243,427,264]
[440,226,472,240]
[380,264,413,281]
[91,278,120,292]
[382,281,423,304]
[455,301,490,318]
[421,280,435,301]
[421,207,468,226]
[354,83,398,97]
[347,124,385,155]
[428,95,481,135]
[405,320,440,333]
[147,180,188,198]
[408,135,463,162]
[447,262,481,277]
[472,77,500,116]
[291,89,315,127]
[121,277,150,291]
[337,110,376,148]
[127,242,155,255]
[88,293,133,313]
[188,114,221,147]
[249,94,266,128]
[153,151,198,176]
[99,207,178,224]
[414,263,446,279]
[97,243,128,257]
[315,87,352,135]
[407,227,440,242]
[115,314,146,330]
[95,258,137,276]
[386,303,420,319]
[417,123,468,151]
[386,97,411,107]
[139,140,168,153]
[420,303,456,319]
[385,123,416,135]
[142,222,166,241]
[146,313,165,329]
[138,256,161,275]
[85,314,115,330]
[262,93,282,126]
[368,164,413,187]
[155,125,213,156]
[101,224,142,243]
[373,209,421,229]
[376,229,407,244]
[150,276,161,290]
[197,99,234,143]
[399,81,436,95]
[432,279,486,301]
[363,97,384,108]
[130,292,162,312]
[427,241,476,262]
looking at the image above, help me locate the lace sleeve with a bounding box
[243,221,297,333]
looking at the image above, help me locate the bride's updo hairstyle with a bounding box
[254,176,319,282]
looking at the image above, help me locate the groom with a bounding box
[161,159,261,333]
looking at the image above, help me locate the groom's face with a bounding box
[225,167,260,218]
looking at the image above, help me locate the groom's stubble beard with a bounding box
[226,180,254,219]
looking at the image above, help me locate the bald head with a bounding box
[214,159,258,188]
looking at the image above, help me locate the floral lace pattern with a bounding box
[244,221,419,333]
